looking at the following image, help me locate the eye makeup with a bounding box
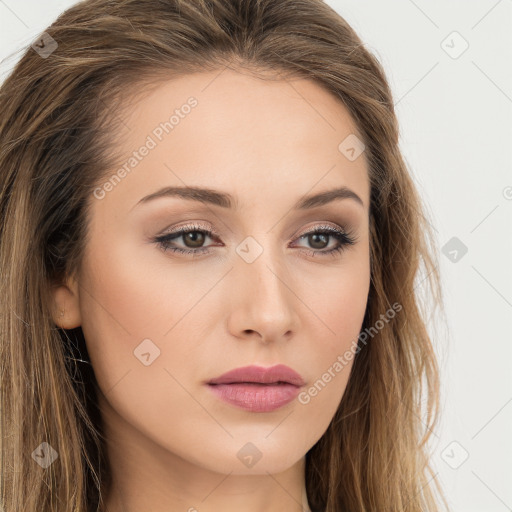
[153,221,358,259]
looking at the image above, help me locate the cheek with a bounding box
[77,233,227,407]
[278,248,370,429]
[304,246,370,349]
[76,236,169,392]
[77,241,210,454]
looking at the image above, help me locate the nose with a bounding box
[226,244,300,344]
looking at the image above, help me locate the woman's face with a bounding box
[54,68,371,476]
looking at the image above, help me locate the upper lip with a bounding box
[207,364,305,387]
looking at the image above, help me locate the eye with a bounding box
[154,223,219,256]
[154,222,357,257]
[291,224,357,257]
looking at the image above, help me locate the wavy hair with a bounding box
[0,0,448,510]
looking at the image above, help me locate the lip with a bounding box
[207,364,305,386]
[206,364,305,412]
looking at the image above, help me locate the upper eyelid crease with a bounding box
[162,220,353,240]
[158,223,357,248]
[131,185,365,212]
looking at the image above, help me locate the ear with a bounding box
[50,273,82,329]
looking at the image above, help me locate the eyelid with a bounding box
[293,221,349,239]
[159,221,219,238]
[161,220,351,242]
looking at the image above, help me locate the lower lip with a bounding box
[207,383,301,412]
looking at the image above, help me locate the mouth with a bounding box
[207,363,305,387]
[208,381,296,386]
[206,381,302,412]
[205,364,305,412]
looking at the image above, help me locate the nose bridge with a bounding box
[229,234,298,339]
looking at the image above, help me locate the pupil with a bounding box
[310,233,328,249]
[185,231,205,248]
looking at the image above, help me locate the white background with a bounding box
[1,1,511,510]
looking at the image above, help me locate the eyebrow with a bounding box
[132,185,365,211]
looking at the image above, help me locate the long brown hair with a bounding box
[0,0,448,510]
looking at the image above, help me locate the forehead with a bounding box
[96,68,370,215]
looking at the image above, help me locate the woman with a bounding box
[0,0,448,510]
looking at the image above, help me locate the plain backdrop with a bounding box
[1,1,511,511]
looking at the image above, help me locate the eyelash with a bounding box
[154,222,357,258]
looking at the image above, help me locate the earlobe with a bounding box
[51,276,82,329]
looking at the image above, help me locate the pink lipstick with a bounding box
[206,364,305,412]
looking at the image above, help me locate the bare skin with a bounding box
[51,67,371,512]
